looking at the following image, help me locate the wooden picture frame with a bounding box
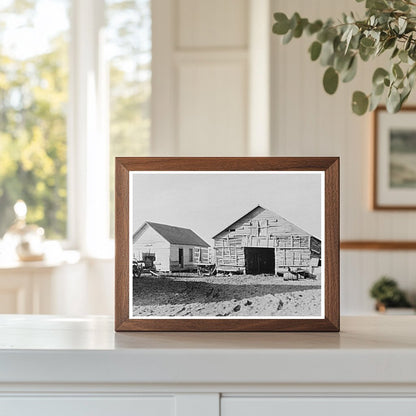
[115,157,339,332]
[373,106,416,210]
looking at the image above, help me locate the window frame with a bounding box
[69,0,152,258]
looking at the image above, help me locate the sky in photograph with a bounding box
[132,172,323,245]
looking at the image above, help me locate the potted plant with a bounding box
[369,276,413,313]
[272,0,416,115]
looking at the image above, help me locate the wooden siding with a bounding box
[170,245,209,271]
[194,247,210,263]
[214,206,321,272]
[275,248,310,268]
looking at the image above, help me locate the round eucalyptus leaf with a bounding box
[334,52,351,72]
[393,63,404,79]
[360,37,375,48]
[282,29,293,44]
[400,88,411,107]
[323,67,339,95]
[293,18,308,38]
[387,88,401,113]
[342,56,357,83]
[399,49,408,63]
[307,20,323,35]
[372,67,389,86]
[391,47,399,59]
[320,41,335,66]
[290,12,301,29]
[317,29,328,43]
[373,82,385,96]
[273,13,290,34]
[359,44,375,62]
[383,37,396,50]
[369,92,383,112]
[352,91,369,115]
[309,41,322,61]
[367,0,388,9]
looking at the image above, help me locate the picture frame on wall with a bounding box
[115,157,339,332]
[374,106,416,210]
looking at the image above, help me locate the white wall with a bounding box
[271,0,416,313]
[39,0,416,317]
[152,0,252,156]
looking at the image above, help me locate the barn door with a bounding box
[244,248,275,275]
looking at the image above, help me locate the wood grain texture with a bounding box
[114,160,130,330]
[373,106,416,210]
[115,157,340,332]
[325,157,340,331]
[341,241,416,250]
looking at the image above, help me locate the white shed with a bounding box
[132,221,210,272]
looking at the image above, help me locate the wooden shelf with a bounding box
[341,241,416,250]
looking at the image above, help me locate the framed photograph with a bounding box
[115,157,339,332]
[374,106,416,209]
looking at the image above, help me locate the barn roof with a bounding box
[133,221,210,247]
[212,205,315,239]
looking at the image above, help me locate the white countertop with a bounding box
[0,315,415,386]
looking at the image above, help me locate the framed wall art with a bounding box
[115,157,339,332]
[374,106,416,210]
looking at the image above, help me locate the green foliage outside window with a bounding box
[0,1,69,238]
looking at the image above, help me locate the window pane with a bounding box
[0,0,70,239]
[106,0,151,237]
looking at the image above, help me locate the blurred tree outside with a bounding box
[0,0,151,240]
[0,0,69,239]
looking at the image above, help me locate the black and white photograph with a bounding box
[129,172,324,319]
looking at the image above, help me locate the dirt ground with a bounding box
[132,273,322,317]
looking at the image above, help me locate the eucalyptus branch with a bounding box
[272,0,416,115]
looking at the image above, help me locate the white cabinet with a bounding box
[222,398,416,416]
[1,316,416,416]
[1,397,175,416]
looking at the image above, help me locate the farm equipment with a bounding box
[132,258,159,278]
[196,263,217,276]
[283,267,317,281]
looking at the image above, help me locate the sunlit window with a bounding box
[106,0,151,237]
[0,0,151,246]
[0,0,70,239]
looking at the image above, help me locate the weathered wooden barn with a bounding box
[133,221,210,272]
[212,205,321,275]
